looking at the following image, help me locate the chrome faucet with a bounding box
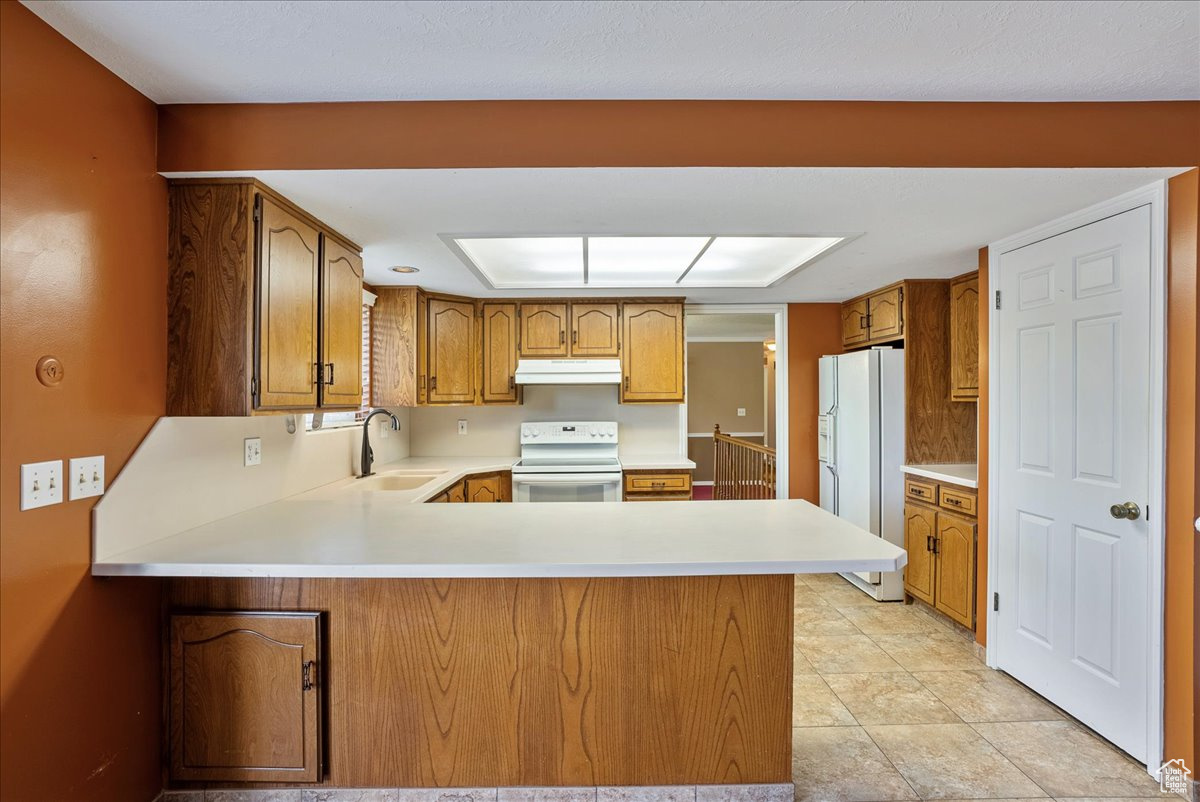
[359,409,400,478]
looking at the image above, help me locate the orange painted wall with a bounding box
[787,304,843,501]
[0,4,166,801]
[157,100,1199,172]
[1165,168,1198,773]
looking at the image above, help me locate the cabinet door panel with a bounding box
[903,503,937,605]
[621,302,684,403]
[320,236,364,408]
[170,612,320,783]
[841,299,869,347]
[446,481,466,503]
[466,473,505,503]
[481,303,519,403]
[934,512,977,628]
[257,196,320,409]
[427,298,476,404]
[571,302,620,357]
[868,285,904,340]
[950,274,980,400]
[519,303,569,357]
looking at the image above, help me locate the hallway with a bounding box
[791,574,1165,802]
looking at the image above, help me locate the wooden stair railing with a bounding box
[713,424,777,500]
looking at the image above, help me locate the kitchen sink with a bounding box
[352,472,444,491]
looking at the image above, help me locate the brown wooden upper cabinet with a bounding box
[481,303,519,403]
[841,298,870,347]
[169,611,321,783]
[320,236,365,408]
[570,302,620,357]
[427,297,476,404]
[621,302,685,403]
[839,282,905,349]
[949,272,980,401]
[519,303,570,357]
[167,179,363,415]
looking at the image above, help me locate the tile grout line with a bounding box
[857,721,925,802]
[964,719,1057,800]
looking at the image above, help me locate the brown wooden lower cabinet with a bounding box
[623,470,693,501]
[903,477,978,629]
[169,611,321,783]
[902,503,937,606]
[167,575,791,787]
[427,471,511,503]
[933,511,977,627]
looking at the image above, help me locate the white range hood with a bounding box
[514,359,622,385]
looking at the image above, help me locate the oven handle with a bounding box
[512,472,623,484]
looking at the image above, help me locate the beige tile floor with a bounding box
[791,574,1166,802]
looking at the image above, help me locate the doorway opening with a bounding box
[684,305,788,499]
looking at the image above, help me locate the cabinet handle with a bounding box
[926,535,934,552]
[325,362,334,386]
[302,660,316,691]
[624,376,630,391]
[865,313,873,327]
[430,376,437,390]
[509,376,515,390]
[931,537,939,555]
[572,329,578,345]
[947,497,962,506]
[860,317,867,329]
[560,330,565,345]
[315,362,323,385]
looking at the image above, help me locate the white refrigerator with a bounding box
[818,348,906,601]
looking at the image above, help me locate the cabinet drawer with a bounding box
[905,478,938,503]
[938,486,977,517]
[625,492,692,502]
[625,473,692,494]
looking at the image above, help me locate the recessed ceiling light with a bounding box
[390,265,420,273]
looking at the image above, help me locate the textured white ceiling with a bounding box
[26,0,1200,103]
[163,167,1185,302]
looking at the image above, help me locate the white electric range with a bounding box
[510,421,622,503]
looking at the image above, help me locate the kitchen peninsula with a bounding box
[94,464,905,792]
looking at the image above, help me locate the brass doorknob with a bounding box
[1110,502,1141,520]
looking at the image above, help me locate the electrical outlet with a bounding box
[68,456,105,501]
[457,419,468,435]
[244,437,262,467]
[21,460,63,510]
[737,407,747,417]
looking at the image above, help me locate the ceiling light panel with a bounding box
[586,237,710,286]
[455,237,583,286]
[681,236,844,286]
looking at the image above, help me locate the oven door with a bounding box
[512,472,623,503]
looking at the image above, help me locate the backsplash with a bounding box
[408,386,682,457]
[94,411,410,560]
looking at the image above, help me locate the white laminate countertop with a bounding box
[901,463,978,489]
[92,458,905,580]
[619,454,697,471]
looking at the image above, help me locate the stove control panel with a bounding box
[520,421,618,444]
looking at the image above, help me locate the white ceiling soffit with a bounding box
[24,1,1200,103]
[445,235,852,289]
[159,166,1186,303]
[686,313,777,341]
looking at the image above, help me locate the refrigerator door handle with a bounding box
[823,462,839,515]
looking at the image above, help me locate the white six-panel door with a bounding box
[995,204,1153,761]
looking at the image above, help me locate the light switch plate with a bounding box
[21,460,63,510]
[457,419,468,435]
[737,407,747,417]
[244,437,262,467]
[68,456,105,501]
